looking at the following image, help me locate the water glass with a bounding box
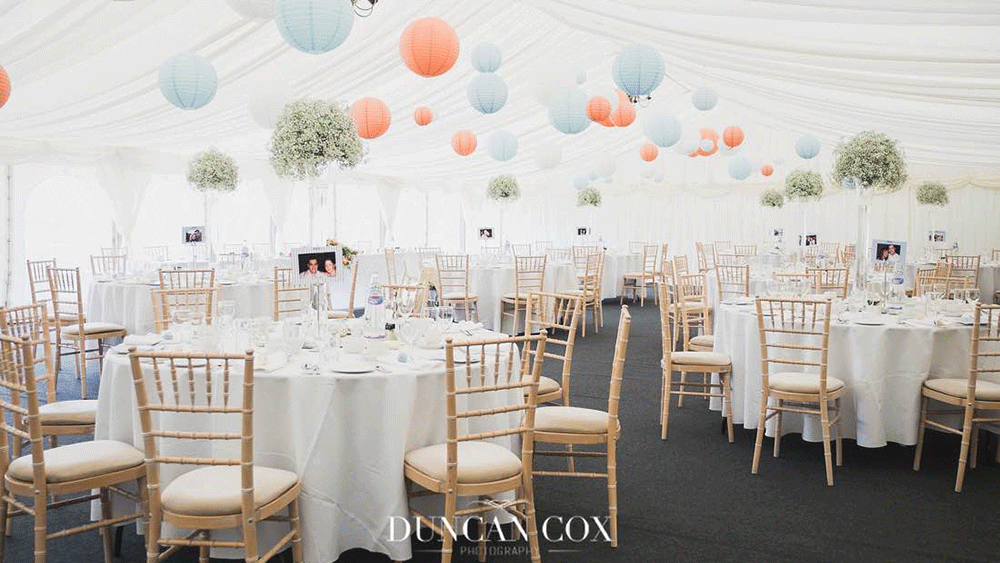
[438,305,454,326]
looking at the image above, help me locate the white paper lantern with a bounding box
[588,170,598,180]
[691,86,717,111]
[226,0,275,19]
[488,130,518,161]
[796,135,821,159]
[468,73,508,114]
[611,44,665,100]
[534,144,562,169]
[699,139,714,152]
[642,112,682,147]
[727,155,752,180]
[275,0,353,55]
[248,85,291,128]
[471,42,502,72]
[159,52,218,110]
[548,87,591,135]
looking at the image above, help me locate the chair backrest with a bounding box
[127,348,256,527]
[443,332,547,486]
[416,247,441,267]
[514,256,547,295]
[733,244,757,257]
[572,245,597,271]
[715,264,750,301]
[807,267,849,298]
[216,252,241,265]
[382,283,427,316]
[0,334,49,493]
[605,306,631,422]
[714,253,739,266]
[534,241,553,253]
[840,244,856,266]
[642,244,659,276]
[47,267,86,332]
[713,241,733,253]
[820,242,840,257]
[992,249,1000,262]
[755,297,833,395]
[481,245,503,258]
[546,247,572,263]
[577,253,601,301]
[773,271,820,294]
[273,267,310,320]
[918,276,970,299]
[151,288,217,332]
[0,303,55,403]
[933,260,953,277]
[966,304,1000,396]
[658,249,674,287]
[251,243,271,257]
[436,254,471,300]
[695,242,714,273]
[525,292,581,402]
[26,258,57,306]
[384,247,398,285]
[143,245,169,262]
[511,244,532,256]
[91,253,127,277]
[947,254,980,284]
[675,273,712,346]
[628,241,645,254]
[673,255,690,276]
[159,269,215,289]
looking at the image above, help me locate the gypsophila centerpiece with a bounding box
[915,182,949,206]
[487,175,520,202]
[784,170,824,201]
[759,189,785,208]
[187,147,239,192]
[832,130,907,191]
[577,186,602,207]
[269,99,364,180]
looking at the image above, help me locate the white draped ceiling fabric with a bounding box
[1,0,999,302]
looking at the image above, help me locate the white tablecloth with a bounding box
[87,279,273,334]
[601,253,643,299]
[464,263,578,332]
[711,305,981,447]
[95,330,521,562]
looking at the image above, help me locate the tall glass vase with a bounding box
[202,192,216,262]
[852,181,872,295]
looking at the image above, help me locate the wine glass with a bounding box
[438,305,454,327]
[964,288,981,305]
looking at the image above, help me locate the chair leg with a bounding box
[441,490,456,563]
[834,398,843,467]
[607,435,618,548]
[913,395,928,471]
[477,496,488,563]
[146,493,161,563]
[955,406,976,493]
[520,471,541,563]
[198,530,210,563]
[77,338,87,399]
[723,373,735,443]
[970,425,980,469]
[677,371,686,408]
[820,400,834,486]
[751,396,768,475]
[660,367,671,440]
[289,498,304,563]
[241,504,259,562]
[598,299,604,327]
[100,488,114,563]
[33,485,46,563]
[0,487,8,563]
[773,400,783,458]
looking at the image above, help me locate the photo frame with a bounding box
[771,227,784,241]
[292,246,342,282]
[577,227,590,236]
[798,233,818,246]
[478,227,494,240]
[927,230,946,243]
[181,225,206,245]
[873,239,907,267]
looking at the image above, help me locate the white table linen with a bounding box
[600,253,644,299]
[465,263,578,332]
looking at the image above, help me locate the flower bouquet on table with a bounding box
[326,240,358,266]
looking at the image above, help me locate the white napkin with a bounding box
[124,334,162,346]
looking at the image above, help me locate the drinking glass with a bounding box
[425,306,440,321]
[964,288,981,305]
[438,305,454,326]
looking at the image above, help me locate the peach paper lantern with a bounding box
[413,106,433,126]
[761,164,774,176]
[349,97,391,139]
[0,66,9,109]
[723,126,744,148]
[452,130,477,156]
[610,91,635,127]
[399,18,460,78]
[586,96,611,123]
[640,143,659,162]
[689,127,719,157]
[598,117,615,127]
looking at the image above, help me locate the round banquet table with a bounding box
[907,262,1000,302]
[87,279,273,334]
[600,253,643,299]
[705,272,770,310]
[95,328,522,562]
[711,304,982,447]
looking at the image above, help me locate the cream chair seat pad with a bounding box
[404,442,521,484]
[7,440,143,483]
[161,466,299,516]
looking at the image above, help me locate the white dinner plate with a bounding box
[329,360,375,374]
[854,317,886,326]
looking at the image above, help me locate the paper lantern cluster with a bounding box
[535,144,562,169]
[413,106,433,126]
[452,130,477,156]
[796,135,820,159]
[350,97,391,139]
[468,73,508,114]
[400,18,460,77]
[489,130,518,161]
[549,88,591,135]
[611,43,665,101]
[0,65,9,109]
[159,52,218,110]
[275,0,353,54]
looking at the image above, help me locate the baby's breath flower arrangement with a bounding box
[187,147,238,192]
[784,170,824,201]
[832,130,907,191]
[759,189,785,208]
[269,99,364,180]
[487,175,520,202]
[577,186,602,207]
[915,182,948,206]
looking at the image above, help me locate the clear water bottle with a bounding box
[239,240,250,270]
[888,258,906,313]
[363,274,386,339]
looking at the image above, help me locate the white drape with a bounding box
[96,150,150,244]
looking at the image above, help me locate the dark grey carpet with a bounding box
[9,302,999,562]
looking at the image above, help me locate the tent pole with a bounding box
[3,165,12,307]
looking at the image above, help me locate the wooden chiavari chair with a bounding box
[158,269,215,290]
[916,276,970,300]
[628,241,645,254]
[772,271,821,294]
[714,253,739,266]
[500,256,547,335]
[713,241,733,254]
[694,242,714,274]
[532,306,631,547]
[384,247,398,285]
[404,333,547,563]
[819,242,840,258]
[511,243,532,256]
[715,264,750,302]
[100,247,121,256]
[545,247,572,263]
[416,246,441,267]
[382,283,427,317]
[151,288,217,332]
[329,262,361,319]
[673,255,690,277]
[991,249,1000,262]
[620,243,658,307]
[0,303,96,452]
[534,241,553,254]
[481,245,503,260]
[807,267,850,298]
[272,268,310,321]
[523,292,581,405]
[947,254,981,288]
[90,254,127,278]
[733,244,757,257]
[127,348,303,563]
[913,303,1000,492]
[436,255,478,322]
[752,297,843,486]
[571,253,602,336]
[216,252,241,266]
[251,243,271,257]
[658,284,733,441]
[571,245,598,273]
[27,259,57,309]
[188,244,209,262]
[0,334,147,563]
[47,267,126,399]
[674,272,716,379]
[839,244,856,267]
[143,246,169,262]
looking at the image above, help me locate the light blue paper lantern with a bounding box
[589,170,598,181]
[468,73,508,114]
[642,112,682,147]
[796,135,821,159]
[159,52,218,110]
[275,0,353,54]
[471,43,502,72]
[548,88,590,135]
[691,86,717,111]
[488,130,518,161]
[574,175,589,191]
[727,155,752,181]
[611,44,665,100]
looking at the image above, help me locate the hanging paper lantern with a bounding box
[689,128,719,157]
[640,143,659,162]
[400,17,460,77]
[691,86,717,111]
[728,156,752,180]
[679,138,700,156]
[597,158,617,179]
[471,42,502,72]
[532,66,576,107]
[488,131,517,161]
[159,52,218,110]
[534,144,562,169]
[349,97,391,139]
[610,91,635,127]
[226,0,275,19]
[654,169,665,183]
[642,112,682,147]
[611,43,665,100]
[723,126,744,148]
[796,135,821,159]
[548,88,590,135]
[275,0,353,54]
[451,130,477,156]
[573,175,589,191]
[761,164,774,176]
[249,85,292,129]
[592,86,620,114]
[599,117,615,127]
[586,96,611,123]
[0,66,10,109]
[413,106,433,126]
[467,73,508,114]
[588,170,599,181]
[575,67,587,84]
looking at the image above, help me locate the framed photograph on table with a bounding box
[577,227,589,236]
[927,230,946,243]
[873,239,906,267]
[292,246,342,282]
[182,225,205,244]
[771,228,784,242]
[478,227,494,240]
[798,233,818,246]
